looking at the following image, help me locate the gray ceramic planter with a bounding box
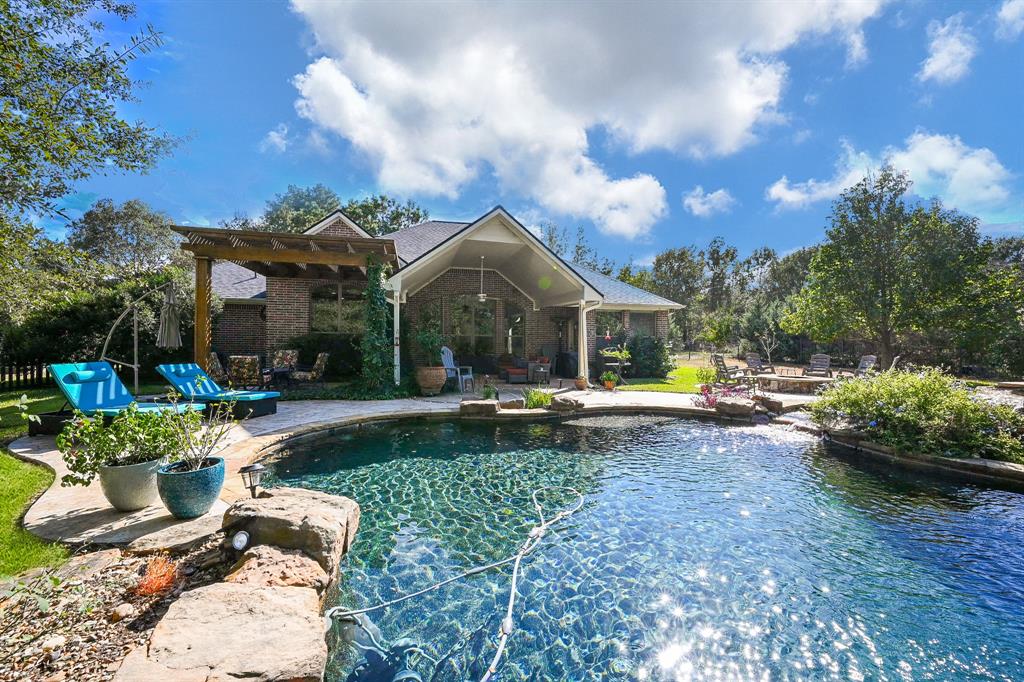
[157,457,225,520]
[99,459,162,512]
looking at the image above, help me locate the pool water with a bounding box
[265,416,1024,681]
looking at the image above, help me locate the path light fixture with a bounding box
[238,463,266,499]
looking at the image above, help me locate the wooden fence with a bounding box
[0,360,50,391]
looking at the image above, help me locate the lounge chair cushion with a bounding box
[156,363,280,402]
[50,361,203,417]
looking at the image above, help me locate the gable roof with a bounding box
[303,209,374,239]
[569,264,681,309]
[388,220,468,263]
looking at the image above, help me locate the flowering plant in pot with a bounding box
[157,399,235,519]
[600,371,618,390]
[57,403,178,512]
[414,320,447,396]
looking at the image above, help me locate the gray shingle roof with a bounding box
[388,220,469,263]
[212,261,265,300]
[567,264,682,309]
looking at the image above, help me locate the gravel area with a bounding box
[0,537,232,681]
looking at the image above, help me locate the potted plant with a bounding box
[414,320,447,396]
[57,403,177,512]
[574,375,588,391]
[600,370,618,390]
[157,400,234,519]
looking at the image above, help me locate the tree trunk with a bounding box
[878,330,895,370]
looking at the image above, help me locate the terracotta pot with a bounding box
[416,366,448,396]
[574,377,588,391]
[603,380,616,390]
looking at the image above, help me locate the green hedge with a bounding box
[626,334,673,378]
[283,333,361,379]
[811,368,1024,464]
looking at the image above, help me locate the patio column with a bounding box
[392,280,401,385]
[194,257,212,369]
[577,301,589,381]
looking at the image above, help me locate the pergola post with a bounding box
[392,279,402,386]
[194,257,212,369]
[577,300,589,382]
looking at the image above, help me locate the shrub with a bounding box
[811,368,1024,463]
[695,366,717,386]
[134,555,179,597]
[626,334,672,378]
[283,333,361,379]
[57,403,179,486]
[522,387,552,409]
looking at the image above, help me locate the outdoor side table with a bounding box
[534,367,550,385]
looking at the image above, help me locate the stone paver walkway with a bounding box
[8,389,815,550]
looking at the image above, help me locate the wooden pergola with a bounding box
[171,226,398,368]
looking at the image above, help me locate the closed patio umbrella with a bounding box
[157,286,182,349]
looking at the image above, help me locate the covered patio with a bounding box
[171,225,398,374]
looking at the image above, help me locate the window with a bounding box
[451,295,495,356]
[504,302,526,357]
[310,283,364,334]
[594,311,624,338]
[630,312,655,337]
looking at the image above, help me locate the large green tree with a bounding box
[651,246,704,345]
[783,167,985,369]
[261,184,340,233]
[342,194,428,237]
[1,0,173,217]
[66,198,177,276]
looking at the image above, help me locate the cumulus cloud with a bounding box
[683,186,737,217]
[288,1,884,238]
[259,123,290,153]
[917,14,977,85]
[997,0,1024,40]
[766,131,1018,223]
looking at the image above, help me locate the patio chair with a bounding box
[207,352,229,384]
[272,349,299,371]
[839,354,877,378]
[441,346,475,392]
[711,354,747,385]
[156,363,279,418]
[292,352,329,385]
[228,355,272,390]
[49,361,204,417]
[803,354,833,377]
[745,353,775,375]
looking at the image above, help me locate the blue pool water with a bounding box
[265,416,1024,681]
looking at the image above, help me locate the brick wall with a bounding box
[266,277,312,351]
[213,303,267,357]
[314,216,365,239]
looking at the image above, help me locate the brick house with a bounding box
[210,206,681,382]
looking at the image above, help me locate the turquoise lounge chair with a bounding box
[156,363,279,418]
[48,361,204,417]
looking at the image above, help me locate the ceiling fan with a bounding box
[476,256,494,303]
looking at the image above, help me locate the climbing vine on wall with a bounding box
[359,259,393,393]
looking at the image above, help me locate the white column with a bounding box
[577,300,589,382]
[392,283,402,385]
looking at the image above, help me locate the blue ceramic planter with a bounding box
[157,457,225,519]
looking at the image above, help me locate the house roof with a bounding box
[569,264,682,309]
[212,261,265,300]
[388,220,469,263]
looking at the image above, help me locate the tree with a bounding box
[541,222,569,257]
[783,167,985,369]
[701,237,741,312]
[1,0,173,217]
[261,184,340,233]
[571,226,615,274]
[616,264,655,292]
[342,194,428,236]
[67,199,178,277]
[651,246,703,345]
[741,297,786,363]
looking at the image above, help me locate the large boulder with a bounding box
[114,583,326,682]
[225,545,329,593]
[550,394,584,412]
[460,399,500,416]
[222,487,359,575]
[714,397,756,418]
[499,397,526,410]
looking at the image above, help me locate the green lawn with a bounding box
[617,366,703,393]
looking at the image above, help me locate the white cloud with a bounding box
[997,0,1024,40]
[683,186,736,217]
[917,14,977,85]
[259,123,290,153]
[766,131,1019,223]
[288,1,884,239]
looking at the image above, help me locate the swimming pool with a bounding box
[265,416,1024,681]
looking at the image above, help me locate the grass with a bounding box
[618,366,704,394]
[0,383,165,579]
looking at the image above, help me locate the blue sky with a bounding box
[56,0,1024,264]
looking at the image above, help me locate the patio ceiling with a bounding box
[171,225,398,282]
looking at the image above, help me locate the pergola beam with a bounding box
[180,243,374,267]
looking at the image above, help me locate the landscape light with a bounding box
[238,463,266,499]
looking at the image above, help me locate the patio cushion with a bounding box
[51,361,196,417]
[507,368,528,376]
[66,368,112,384]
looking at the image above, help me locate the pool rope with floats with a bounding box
[325,486,586,682]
